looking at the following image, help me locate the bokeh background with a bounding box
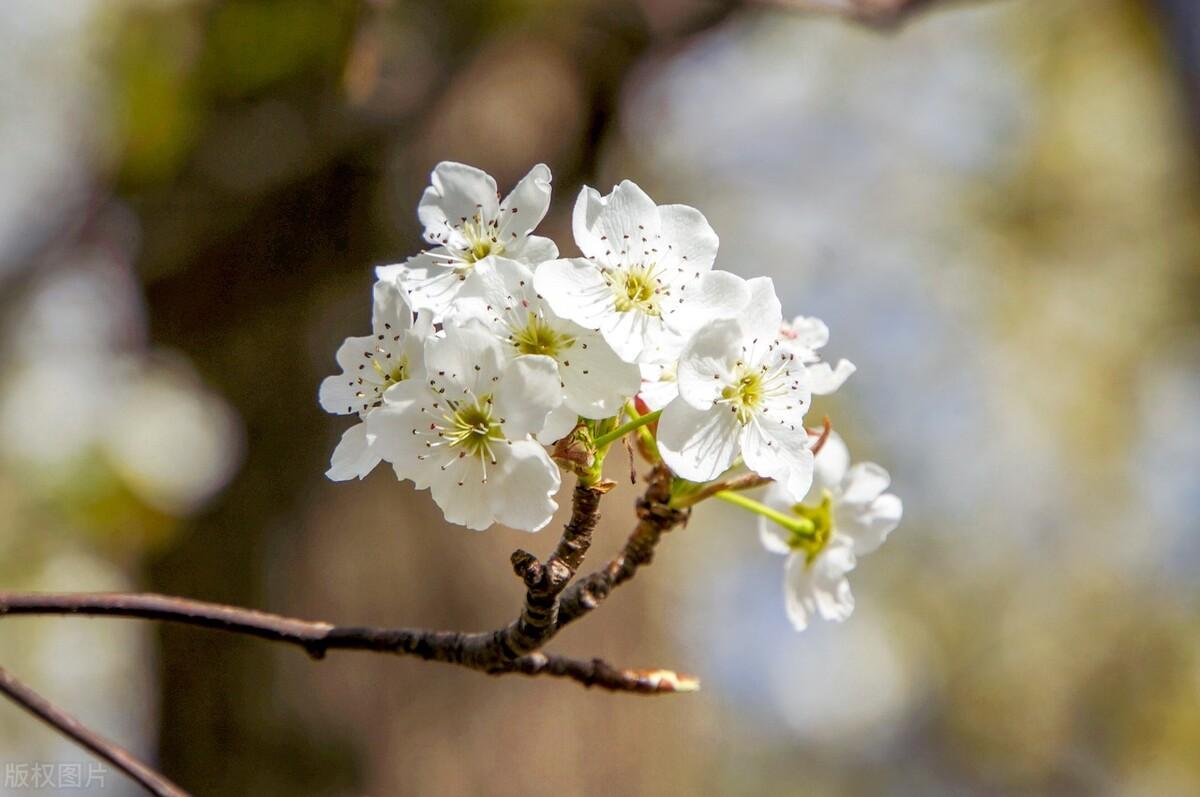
[2,0,1199,794]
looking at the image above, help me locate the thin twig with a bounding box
[0,664,190,797]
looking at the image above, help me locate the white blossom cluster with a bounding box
[320,162,901,630]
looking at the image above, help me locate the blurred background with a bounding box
[1,0,1198,794]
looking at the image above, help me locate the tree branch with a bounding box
[556,465,689,629]
[0,664,190,797]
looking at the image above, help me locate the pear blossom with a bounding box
[534,180,748,364]
[366,321,562,531]
[656,276,815,500]
[759,432,903,631]
[449,258,641,434]
[319,280,430,481]
[377,162,557,318]
[779,315,856,395]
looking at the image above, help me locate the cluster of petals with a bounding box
[319,159,882,574]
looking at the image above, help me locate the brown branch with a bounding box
[0,664,190,797]
[503,480,606,656]
[556,465,689,629]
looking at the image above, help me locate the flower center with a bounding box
[720,370,764,425]
[443,398,504,458]
[371,355,408,389]
[790,492,834,565]
[511,312,575,358]
[607,265,661,315]
[460,218,503,264]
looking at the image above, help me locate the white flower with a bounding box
[637,360,678,411]
[318,280,430,481]
[759,432,903,631]
[534,180,749,364]
[656,276,815,500]
[448,258,641,433]
[377,162,558,318]
[779,315,856,395]
[366,321,562,531]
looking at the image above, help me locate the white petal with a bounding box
[742,416,814,502]
[656,202,718,272]
[371,278,414,334]
[840,462,891,505]
[839,492,902,556]
[572,181,661,265]
[537,403,578,444]
[534,258,615,330]
[489,440,561,531]
[664,270,750,338]
[495,354,561,439]
[739,277,784,342]
[571,186,608,260]
[326,423,382,481]
[429,455,496,530]
[425,321,504,396]
[599,306,669,364]
[390,251,467,318]
[496,163,552,240]
[559,328,641,418]
[807,359,856,395]
[657,398,741,482]
[783,541,856,631]
[675,318,742,410]
[638,361,679,411]
[506,234,559,264]
[809,430,850,497]
[418,162,500,245]
[784,316,829,353]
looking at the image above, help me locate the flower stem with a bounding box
[622,401,660,461]
[593,408,662,450]
[714,490,815,537]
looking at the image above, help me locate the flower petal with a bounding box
[497,163,552,241]
[534,258,615,331]
[809,430,850,497]
[559,328,641,418]
[783,541,856,631]
[807,359,856,395]
[424,321,503,396]
[371,278,414,334]
[495,354,561,439]
[657,398,742,482]
[742,415,814,502]
[489,440,561,531]
[537,403,578,445]
[840,462,891,505]
[663,270,751,339]
[325,423,382,481]
[675,318,742,410]
[418,162,500,245]
[656,202,718,272]
[839,491,902,556]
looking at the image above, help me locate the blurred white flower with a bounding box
[378,161,557,318]
[534,179,744,363]
[760,432,902,630]
[319,280,431,481]
[367,322,562,531]
[657,275,814,500]
[101,356,243,515]
[448,257,640,427]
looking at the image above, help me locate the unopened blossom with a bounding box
[319,280,430,481]
[378,162,557,318]
[779,315,856,395]
[366,322,562,531]
[759,432,902,631]
[449,258,640,436]
[657,276,815,500]
[534,180,748,364]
